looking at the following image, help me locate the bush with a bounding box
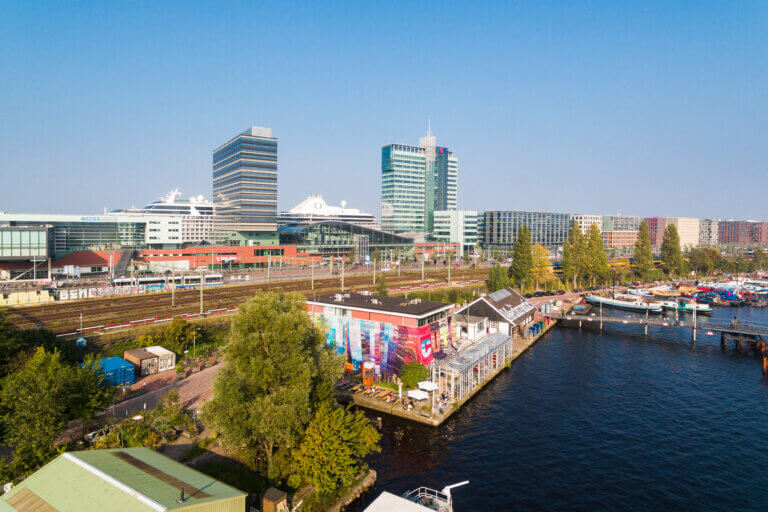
[399,362,429,389]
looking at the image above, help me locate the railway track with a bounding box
[6,267,488,332]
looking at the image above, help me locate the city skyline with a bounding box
[2,2,767,219]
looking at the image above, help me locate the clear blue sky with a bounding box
[1,1,766,219]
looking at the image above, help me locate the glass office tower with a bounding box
[212,126,278,232]
[381,131,457,234]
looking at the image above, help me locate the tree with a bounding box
[509,225,533,288]
[660,224,684,276]
[371,248,382,264]
[753,247,767,270]
[347,247,356,264]
[203,292,344,479]
[486,265,509,293]
[0,348,111,475]
[160,317,196,354]
[288,402,380,495]
[0,310,23,376]
[530,244,552,290]
[585,224,610,286]
[399,362,430,389]
[563,223,587,289]
[375,276,388,296]
[634,221,653,280]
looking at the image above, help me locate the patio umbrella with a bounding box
[418,381,439,391]
[407,389,430,401]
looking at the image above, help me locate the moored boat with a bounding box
[585,294,663,313]
[660,298,712,314]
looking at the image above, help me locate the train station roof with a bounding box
[0,448,246,512]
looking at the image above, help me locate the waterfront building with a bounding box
[306,292,453,377]
[433,210,478,257]
[699,219,720,247]
[479,211,571,253]
[278,221,413,258]
[0,447,246,511]
[454,287,535,337]
[571,214,602,235]
[381,129,458,234]
[602,230,639,251]
[278,194,380,230]
[602,215,643,232]
[212,126,278,234]
[114,189,217,245]
[644,217,700,250]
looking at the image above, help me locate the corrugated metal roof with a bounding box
[0,448,246,512]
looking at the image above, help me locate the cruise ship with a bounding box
[278,194,380,229]
[113,189,217,244]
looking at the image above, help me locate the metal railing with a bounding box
[403,487,452,511]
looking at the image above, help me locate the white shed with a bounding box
[145,346,176,372]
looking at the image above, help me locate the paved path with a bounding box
[109,364,221,418]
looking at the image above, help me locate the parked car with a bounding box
[555,290,566,295]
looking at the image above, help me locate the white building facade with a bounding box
[571,214,602,235]
[433,210,478,257]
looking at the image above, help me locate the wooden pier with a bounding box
[557,309,768,374]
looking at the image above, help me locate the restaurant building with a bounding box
[306,292,454,377]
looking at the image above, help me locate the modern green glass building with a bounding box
[381,132,458,234]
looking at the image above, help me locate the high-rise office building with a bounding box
[212,126,278,233]
[381,129,457,234]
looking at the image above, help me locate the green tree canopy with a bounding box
[660,224,684,276]
[288,402,380,496]
[752,247,767,270]
[530,244,552,290]
[203,292,344,479]
[634,221,653,280]
[585,224,610,286]
[0,348,111,475]
[399,361,430,389]
[509,225,533,288]
[486,265,509,292]
[563,223,587,288]
[375,276,388,296]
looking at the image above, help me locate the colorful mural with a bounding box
[316,313,450,375]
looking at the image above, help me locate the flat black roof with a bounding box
[310,292,452,317]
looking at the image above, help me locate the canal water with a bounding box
[352,305,768,511]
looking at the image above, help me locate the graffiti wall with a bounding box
[317,311,451,376]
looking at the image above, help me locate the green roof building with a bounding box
[0,448,246,512]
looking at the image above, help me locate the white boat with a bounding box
[365,481,469,512]
[586,294,663,313]
[659,298,712,314]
